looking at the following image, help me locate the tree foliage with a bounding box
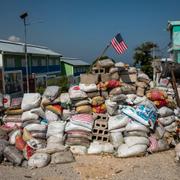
[133,42,158,79]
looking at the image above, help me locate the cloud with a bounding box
[8,35,21,42]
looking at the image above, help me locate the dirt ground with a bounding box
[0,150,179,180]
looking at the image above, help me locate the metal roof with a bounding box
[61,58,90,66]
[0,39,62,56]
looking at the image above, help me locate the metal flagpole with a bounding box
[90,43,111,71]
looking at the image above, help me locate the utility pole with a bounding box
[20,12,29,93]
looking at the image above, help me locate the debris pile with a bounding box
[0,58,179,168]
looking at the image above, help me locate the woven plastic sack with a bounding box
[91,96,105,106]
[70,146,87,155]
[96,59,114,68]
[69,86,87,100]
[107,80,120,89]
[158,115,175,126]
[15,135,26,151]
[28,153,50,168]
[105,100,118,116]
[124,136,149,147]
[110,131,124,148]
[158,107,174,117]
[45,110,59,122]
[108,114,129,131]
[79,83,97,92]
[46,121,66,138]
[24,124,47,132]
[65,122,92,132]
[76,105,92,114]
[125,121,149,133]
[92,104,107,114]
[146,89,167,101]
[117,144,147,157]
[43,86,60,101]
[21,93,41,111]
[21,111,39,121]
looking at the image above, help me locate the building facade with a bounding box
[0,40,62,95]
[61,57,90,76]
[167,21,180,63]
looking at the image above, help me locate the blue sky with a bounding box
[0,0,179,64]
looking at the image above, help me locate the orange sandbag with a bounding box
[146,89,167,101]
[15,135,26,151]
[92,104,107,113]
[97,82,108,91]
[91,96,105,106]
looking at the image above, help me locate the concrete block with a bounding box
[100,73,111,82]
[120,73,137,83]
[80,74,99,84]
[92,67,105,74]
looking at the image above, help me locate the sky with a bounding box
[0,0,179,64]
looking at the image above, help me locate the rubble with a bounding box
[0,58,179,168]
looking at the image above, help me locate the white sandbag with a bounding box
[69,86,87,100]
[125,121,149,133]
[115,61,125,68]
[47,135,64,144]
[24,124,47,132]
[46,121,66,138]
[70,146,87,155]
[108,114,129,131]
[31,107,45,119]
[21,93,41,111]
[51,151,75,164]
[45,110,59,122]
[21,111,39,121]
[43,86,60,101]
[60,93,71,105]
[65,122,92,132]
[105,100,118,116]
[133,96,147,105]
[87,141,114,154]
[87,141,103,154]
[62,109,71,121]
[79,83,97,92]
[117,144,147,157]
[126,131,148,137]
[158,107,174,117]
[9,129,21,145]
[164,122,177,132]
[28,153,50,168]
[97,59,114,67]
[158,115,176,126]
[124,136,149,147]
[110,127,126,133]
[110,131,124,148]
[103,143,114,153]
[110,94,127,102]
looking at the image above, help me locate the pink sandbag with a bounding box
[4,122,22,128]
[71,114,93,123]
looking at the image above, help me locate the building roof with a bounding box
[167,21,180,30]
[0,39,62,56]
[61,57,90,66]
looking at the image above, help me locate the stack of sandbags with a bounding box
[108,113,130,148]
[2,97,23,130]
[136,72,150,97]
[41,86,62,123]
[117,120,150,158]
[65,114,94,153]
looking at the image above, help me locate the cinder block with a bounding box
[100,73,111,82]
[92,67,105,74]
[80,74,99,84]
[92,119,110,142]
[93,113,109,121]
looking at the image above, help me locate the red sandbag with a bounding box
[146,89,167,101]
[107,80,121,89]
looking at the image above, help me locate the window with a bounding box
[55,59,59,65]
[41,58,46,66]
[49,58,55,65]
[21,58,26,67]
[6,57,15,67]
[32,59,38,66]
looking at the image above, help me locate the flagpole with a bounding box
[90,42,111,72]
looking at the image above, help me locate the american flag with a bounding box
[111,33,128,54]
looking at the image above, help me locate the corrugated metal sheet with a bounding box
[0,39,61,56]
[61,59,90,66]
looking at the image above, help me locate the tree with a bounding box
[133,42,158,79]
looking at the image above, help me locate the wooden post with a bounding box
[171,64,180,107]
